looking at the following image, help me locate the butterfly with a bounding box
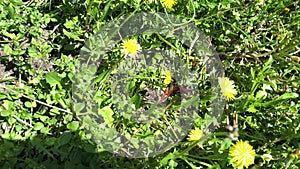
[158,83,193,103]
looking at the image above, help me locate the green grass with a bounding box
[0,0,299,168]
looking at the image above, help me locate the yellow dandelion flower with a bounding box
[284,7,290,12]
[161,0,177,9]
[218,77,237,100]
[229,140,256,169]
[121,39,141,56]
[163,70,173,86]
[187,128,203,141]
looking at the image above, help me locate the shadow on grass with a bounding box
[0,131,161,169]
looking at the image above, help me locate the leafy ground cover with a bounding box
[0,0,299,168]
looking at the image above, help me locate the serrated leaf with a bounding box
[63,29,82,41]
[64,19,75,29]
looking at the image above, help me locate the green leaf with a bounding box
[219,138,232,152]
[250,67,255,79]
[7,117,16,125]
[130,93,141,108]
[34,122,44,130]
[46,72,62,88]
[25,101,37,108]
[63,29,83,41]
[45,137,57,146]
[3,44,12,55]
[29,78,40,85]
[73,103,85,113]
[58,132,72,146]
[3,100,13,109]
[8,3,16,18]
[181,96,199,108]
[255,90,267,99]
[1,110,11,117]
[39,116,49,122]
[169,159,178,168]
[28,47,42,58]
[64,18,75,29]
[154,53,163,60]
[262,56,273,72]
[128,80,136,95]
[277,93,298,100]
[10,0,23,5]
[160,153,175,166]
[247,105,258,113]
[99,106,114,127]
[41,127,50,134]
[67,121,80,131]
[1,133,10,139]
[11,134,23,140]
[93,70,109,84]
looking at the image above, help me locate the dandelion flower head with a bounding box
[218,77,237,100]
[187,128,203,141]
[161,0,177,9]
[122,39,141,56]
[229,140,256,168]
[163,70,173,86]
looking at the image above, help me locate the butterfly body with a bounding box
[159,83,192,103]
